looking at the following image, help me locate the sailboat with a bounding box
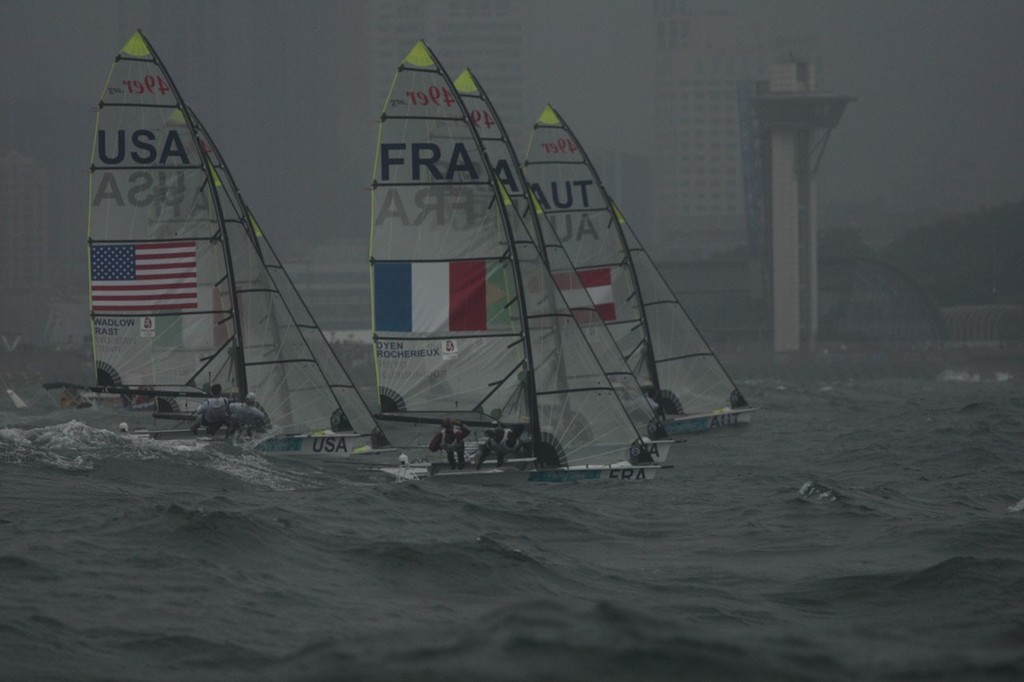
[87,31,387,457]
[451,69,670,447]
[523,105,755,436]
[369,42,661,481]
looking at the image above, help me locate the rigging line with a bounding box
[185,342,235,388]
[243,359,319,368]
[90,162,204,172]
[96,101,181,112]
[370,179,492,189]
[88,236,216,244]
[474,358,527,412]
[371,255,511,265]
[373,331,521,342]
[90,309,232,319]
[379,113,465,124]
[656,351,715,364]
[534,386,624,398]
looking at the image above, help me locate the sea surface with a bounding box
[2,373,1024,681]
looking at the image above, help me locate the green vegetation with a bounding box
[882,200,1024,307]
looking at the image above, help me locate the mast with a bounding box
[411,44,543,444]
[135,31,248,397]
[186,105,383,435]
[454,69,661,439]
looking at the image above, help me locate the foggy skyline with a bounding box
[2,0,1023,260]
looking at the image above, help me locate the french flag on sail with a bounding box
[375,261,488,332]
[553,267,616,322]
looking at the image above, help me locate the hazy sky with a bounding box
[2,0,1023,259]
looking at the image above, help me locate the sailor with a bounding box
[644,386,667,418]
[428,417,471,470]
[226,392,269,438]
[475,422,525,470]
[190,383,230,435]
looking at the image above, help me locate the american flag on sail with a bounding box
[90,241,198,312]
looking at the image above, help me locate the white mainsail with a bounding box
[370,42,650,467]
[88,31,383,439]
[523,105,753,428]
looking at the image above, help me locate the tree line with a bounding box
[880,200,1024,308]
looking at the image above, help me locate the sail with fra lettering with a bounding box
[88,31,385,454]
[452,69,667,441]
[370,41,660,478]
[523,105,755,435]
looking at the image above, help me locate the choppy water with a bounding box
[3,374,1024,680]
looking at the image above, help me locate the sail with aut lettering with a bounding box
[370,42,660,477]
[88,30,385,455]
[452,68,667,441]
[524,105,755,435]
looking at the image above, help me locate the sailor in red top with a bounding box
[429,417,471,470]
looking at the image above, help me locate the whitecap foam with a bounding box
[938,369,980,383]
[799,480,837,502]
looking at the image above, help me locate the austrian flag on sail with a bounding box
[552,267,616,322]
[90,241,197,312]
[374,261,498,332]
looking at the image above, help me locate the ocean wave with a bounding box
[798,480,839,503]
[0,555,61,583]
[0,419,324,491]
[777,555,1024,612]
[939,369,982,382]
[5,376,1024,681]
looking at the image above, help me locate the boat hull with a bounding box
[663,407,756,436]
[253,432,378,457]
[142,428,392,460]
[379,461,662,484]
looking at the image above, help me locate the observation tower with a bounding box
[753,62,853,352]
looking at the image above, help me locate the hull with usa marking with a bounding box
[141,428,393,460]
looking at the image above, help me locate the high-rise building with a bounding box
[651,1,768,259]
[0,152,51,344]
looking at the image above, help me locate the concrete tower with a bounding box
[753,62,852,352]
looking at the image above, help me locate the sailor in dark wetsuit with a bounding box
[475,423,525,470]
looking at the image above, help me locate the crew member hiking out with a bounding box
[475,422,526,470]
[226,392,269,438]
[190,383,230,436]
[428,417,471,470]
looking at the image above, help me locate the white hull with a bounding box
[378,460,662,484]
[252,432,379,457]
[643,437,673,463]
[662,407,756,436]
[140,428,393,460]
